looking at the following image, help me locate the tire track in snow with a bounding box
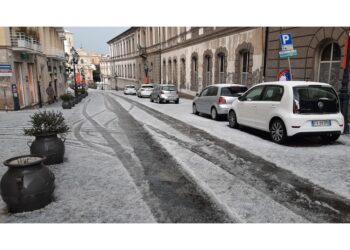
[113,93,350,223]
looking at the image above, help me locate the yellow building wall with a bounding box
[0,27,11,46]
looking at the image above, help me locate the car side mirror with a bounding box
[238,96,245,101]
[196,93,199,97]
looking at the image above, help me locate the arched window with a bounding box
[163,60,166,84]
[191,53,198,91]
[168,59,172,84]
[173,58,178,87]
[80,59,84,64]
[318,42,341,86]
[215,47,227,83]
[180,58,186,89]
[203,50,213,88]
[218,53,225,83]
[241,51,250,84]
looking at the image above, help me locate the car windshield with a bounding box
[221,86,248,97]
[142,85,153,89]
[162,86,176,91]
[293,86,338,113]
[126,86,135,89]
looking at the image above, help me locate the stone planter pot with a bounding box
[1,155,55,213]
[69,99,75,107]
[28,134,65,165]
[62,100,71,109]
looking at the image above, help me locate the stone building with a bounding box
[0,27,66,110]
[75,47,101,84]
[264,27,350,93]
[107,27,265,96]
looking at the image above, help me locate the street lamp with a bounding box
[114,74,119,90]
[64,53,70,88]
[340,31,350,134]
[70,47,79,102]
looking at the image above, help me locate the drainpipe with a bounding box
[263,27,269,82]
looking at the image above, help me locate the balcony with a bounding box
[10,32,42,53]
[45,48,65,60]
[137,44,147,58]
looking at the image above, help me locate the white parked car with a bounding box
[137,84,154,98]
[228,81,344,144]
[192,84,248,120]
[123,85,136,95]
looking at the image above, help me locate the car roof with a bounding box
[205,83,248,88]
[141,84,153,86]
[254,81,332,87]
[126,85,135,87]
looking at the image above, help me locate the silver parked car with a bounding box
[192,84,248,120]
[137,84,154,98]
[150,84,179,104]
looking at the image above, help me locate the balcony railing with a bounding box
[45,48,65,60]
[10,32,42,53]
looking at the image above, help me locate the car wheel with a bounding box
[211,107,218,120]
[320,133,340,144]
[192,104,199,115]
[228,110,239,128]
[175,99,179,104]
[270,119,288,144]
[157,96,162,104]
[150,97,153,102]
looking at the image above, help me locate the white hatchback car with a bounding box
[137,84,154,98]
[123,85,136,95]
[228,81,344,144]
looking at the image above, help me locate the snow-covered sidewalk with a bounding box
[0,97,155,222]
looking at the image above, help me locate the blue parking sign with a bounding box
[280,33,293,46]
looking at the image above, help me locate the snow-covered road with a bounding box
[1,89,350,223]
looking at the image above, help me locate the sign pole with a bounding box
[287,57,293,80]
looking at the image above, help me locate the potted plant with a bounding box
[24,110,69,165]
[60,93,72,109]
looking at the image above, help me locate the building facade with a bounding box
[107,27,265,97]
[0,27,66,110]
[264,27,350,93]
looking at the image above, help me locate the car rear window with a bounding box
[142,85,153,89]
[162,86,176,91]
[293,86,339,113]
[127,86,135,88]
[220,86,248,97]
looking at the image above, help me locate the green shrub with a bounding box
[60,93,73,101]
[24,110,69,136]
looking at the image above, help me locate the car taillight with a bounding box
[293,99,300,114]
[218,96,226,104]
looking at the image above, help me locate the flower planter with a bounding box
[28,134,65,165]
[0,155,55,213]
[69,99,75,107]
[62,100,71,109]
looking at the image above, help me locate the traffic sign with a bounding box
[278,70,291,81]
[279,50,298,58]
[280,33,294,51]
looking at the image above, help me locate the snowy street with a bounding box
[1,89,350,222]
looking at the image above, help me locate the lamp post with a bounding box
[64,53,70,88]
[70,47,79,102]
[340,31,350,134]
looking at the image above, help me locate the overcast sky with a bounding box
[65,27,129,55]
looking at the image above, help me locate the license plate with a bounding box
[312,120,331,127]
